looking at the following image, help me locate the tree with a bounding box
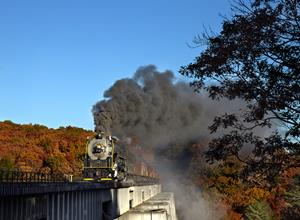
[245,201,274,220]
[180,0,300,186]
[0,157,14,170]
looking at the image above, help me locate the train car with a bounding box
[83,133,127,181]
[131,161,160,178]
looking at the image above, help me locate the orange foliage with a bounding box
[223,209,243,220]
[0,120,94,175]
[194,154,300,219]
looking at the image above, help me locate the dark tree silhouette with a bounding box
[180,0,300,186]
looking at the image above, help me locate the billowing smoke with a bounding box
[92,65,241,220]
[92,65,274,219]
[93,65,226,147]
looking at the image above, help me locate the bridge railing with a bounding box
[0,169,160,184]
[0,169,68,183]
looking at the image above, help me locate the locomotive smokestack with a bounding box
[92,108,112,136]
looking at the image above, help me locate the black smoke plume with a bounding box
[92,65,223,147]
[92,65,245,220]
[92,65,273,220]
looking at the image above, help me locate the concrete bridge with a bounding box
[0,181,177,220]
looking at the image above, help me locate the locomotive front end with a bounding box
[83,133,127,182]
[83,133,115,181]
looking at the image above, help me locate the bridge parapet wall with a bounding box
[115,192,177,220]
[111,185,161,217]
[0,183,161,220]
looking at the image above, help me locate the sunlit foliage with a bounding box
[0,121,94,174]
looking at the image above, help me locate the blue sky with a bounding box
[0,0,232,130]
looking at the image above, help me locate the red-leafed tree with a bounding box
[180,0,300,186]
[0,121,94,175]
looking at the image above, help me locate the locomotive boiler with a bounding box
[83,133,127,181]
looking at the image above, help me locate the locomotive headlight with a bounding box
[87,137,111,161]
[93,144,106,154]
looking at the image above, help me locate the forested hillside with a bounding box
[0,120,94,175]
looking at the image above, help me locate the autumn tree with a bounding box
[180,0,300,186]
[0,121,94,175]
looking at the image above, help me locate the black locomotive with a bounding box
[83,133,127,181]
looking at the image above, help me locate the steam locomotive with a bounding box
[82,132,160,183]
[83,133,127,182]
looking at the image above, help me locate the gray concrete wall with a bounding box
[0,184,162,220]
[115,192,177,220]
[0,190,112,220]
[111,185,161,217]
